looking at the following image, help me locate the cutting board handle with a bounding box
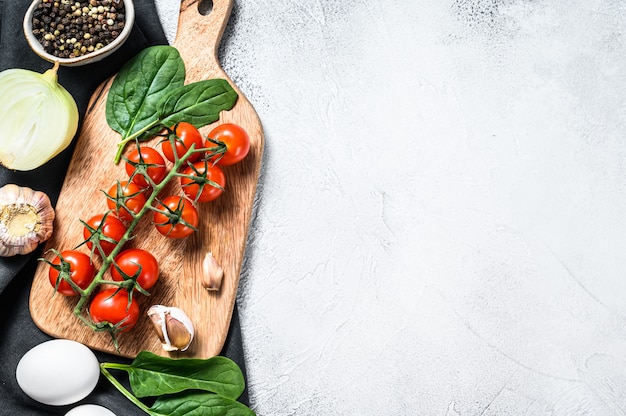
[175,0,234,65]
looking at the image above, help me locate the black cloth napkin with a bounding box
[0,1,249,414]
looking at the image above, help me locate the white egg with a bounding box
[65,404,117,416]
[16,339,100,406]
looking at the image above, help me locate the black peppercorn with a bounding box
[31,0,126,58]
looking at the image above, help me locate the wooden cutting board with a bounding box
[29,0,264,359]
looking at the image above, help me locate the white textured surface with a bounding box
[159,1,626,414]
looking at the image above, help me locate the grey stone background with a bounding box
[157,1,626,414]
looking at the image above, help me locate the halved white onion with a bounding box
[0,63,78,171]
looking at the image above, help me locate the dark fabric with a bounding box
[0,1,248,414]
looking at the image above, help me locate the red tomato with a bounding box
[153,196,199,239]
[111,248,160,291]
[180,161,226,202]
[125,146,167,188]
[106,181,147,222]
[206,123,250,166]
[48,250,95,296]
[83,213,127,257]
[89,288,140,333]
[161,122,203,163]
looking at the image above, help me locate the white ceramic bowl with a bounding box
[23,0,135,67]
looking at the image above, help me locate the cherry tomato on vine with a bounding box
[162,122,203,163]
[89,288,140,333]
[48,250,95,296]
[125,146,167,188]
[106,181,147,222]
[206,123,250,166]
[110,248,160,291]
[180,161,226,202]
[153,196,199,239]
[83,213,127,257]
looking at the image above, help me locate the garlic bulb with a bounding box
[147,305,194,352]
[0,63,78,170]
[0,184,55,256]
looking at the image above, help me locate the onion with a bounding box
[0,63,78,171]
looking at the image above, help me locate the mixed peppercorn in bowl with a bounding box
[23,0,135,66]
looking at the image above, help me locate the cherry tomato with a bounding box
[206,123,250,166]
[106,181,147,222]
[161,122,203,163]
[125,146,167,188]
[83,213,127,257]
[48,250,95,296]
[153,196,199,239]
[89,288,140,333]
[111,248,159,291]
[180,161,226,202]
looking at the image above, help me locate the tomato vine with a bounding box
[44,140,202,337]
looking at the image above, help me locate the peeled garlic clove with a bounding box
[0,184,55,257]
[202,251,224,291]
[0,64,78,170]
[147,305,194,352]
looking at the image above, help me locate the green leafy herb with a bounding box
[150,391,255,416]
[124,351,244,398]
[100,352,254,416]
[158,79,239,128]
[106,45,238,164]
[106,46,185,141]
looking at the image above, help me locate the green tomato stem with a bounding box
[73,143,200,330]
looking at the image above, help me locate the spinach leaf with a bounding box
[158,79,238,127]
[105,45,239,164]
[106,45,185,140]
[100,352,255,416]
[149,392,256,416]
[127,351,245,399]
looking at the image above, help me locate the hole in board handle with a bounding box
[198,0,214,15]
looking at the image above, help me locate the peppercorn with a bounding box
[31,0,125,59]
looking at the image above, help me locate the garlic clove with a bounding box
[163,314,192,350]
[0,184,55,257]
[201,251,224,291]
[147,305,194,352]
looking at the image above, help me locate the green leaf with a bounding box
[106,45,185,139]
[157,79,238,127]
[150,392,255,416]
[127,351,245,399]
